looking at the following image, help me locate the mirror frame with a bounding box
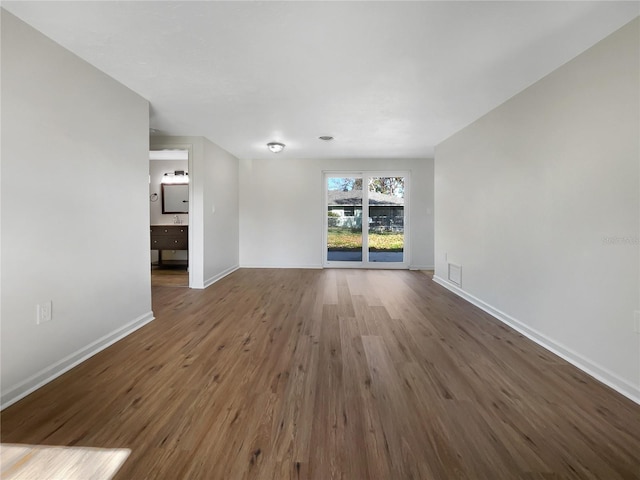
[161,183,189,214]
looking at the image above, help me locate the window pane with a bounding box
[327,177,363,262]
[368,177,404,262]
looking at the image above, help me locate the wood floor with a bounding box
[151,265,189,287]
[2,269,639,479]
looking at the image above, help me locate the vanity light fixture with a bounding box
[267,142,285,153]
[161,171,189,184]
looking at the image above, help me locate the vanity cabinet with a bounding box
[150,225,188,266]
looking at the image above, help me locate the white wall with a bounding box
[434,18,639,401]
[1,11,153,407]
[240,157,434,269]
[150,136,240,288]
[203,139,240,287]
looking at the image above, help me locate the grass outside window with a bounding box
[327,228,404,252]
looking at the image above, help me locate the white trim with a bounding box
[1,311,155,410]
[432,275,640,405]
[239,264,323,270]
[149,149,189,161]
[202,265,240,289]
[150,142,195,288]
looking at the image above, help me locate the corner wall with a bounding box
[434,18,640,401]
[1,11,153,407]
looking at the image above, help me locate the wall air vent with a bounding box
[448,263,462,287]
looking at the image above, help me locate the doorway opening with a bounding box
[324,172,409,269]
[149,148,190,287]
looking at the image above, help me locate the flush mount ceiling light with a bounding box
[267,142,285,153]
[319,136,334,141]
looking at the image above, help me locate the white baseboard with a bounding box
[240,264,431,271]
[1,311,155,410]
[203,265,240,289]
[239,264,323,269]
[432,275,640,405]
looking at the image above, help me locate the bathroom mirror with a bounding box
[162,184,189,213]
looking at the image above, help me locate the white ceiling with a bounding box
[3,1,638,160]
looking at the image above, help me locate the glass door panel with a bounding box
[327,177,363,262]
[368,177,404,263]
[325,172,408,268]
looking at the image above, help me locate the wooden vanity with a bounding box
[150,225,188,266]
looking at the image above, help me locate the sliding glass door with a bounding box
[326,176,363,262]
[324,173,408,268]
[368,176,405,263]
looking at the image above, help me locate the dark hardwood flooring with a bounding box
[2,269,639,479]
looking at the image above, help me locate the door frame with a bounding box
[322,171,410,269]
[149,143,194,288]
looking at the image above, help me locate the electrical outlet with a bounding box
[634,311,640,334]
[37,301,52,325]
